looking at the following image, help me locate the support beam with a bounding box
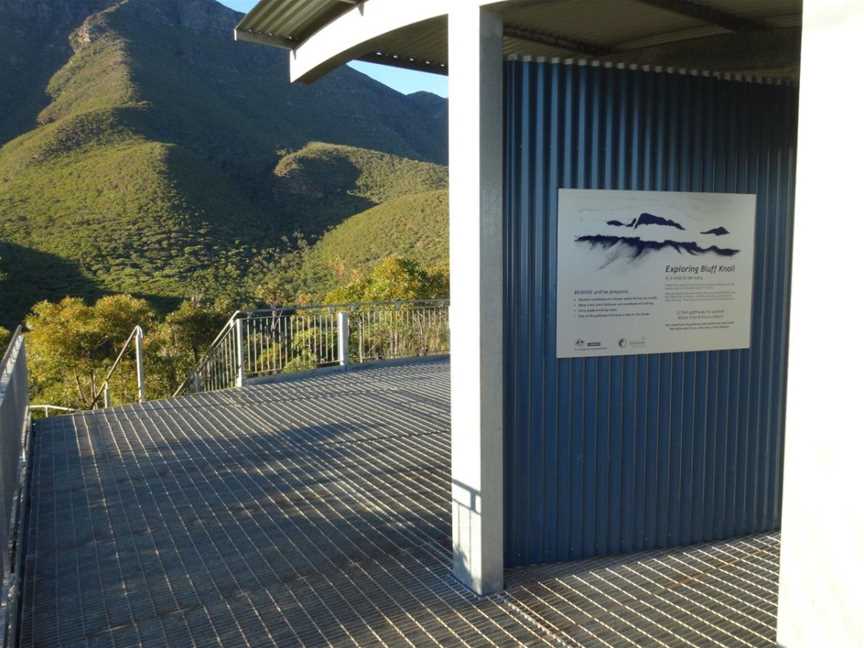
[607,26,802,74]
[277,0,509,83]
[632,0,766,32]
[503,24,610,57]
[448,5,504,596]
[284,0,451,82]
[358,52,448,75]
[777,1,864,646]
[234,29,294,51]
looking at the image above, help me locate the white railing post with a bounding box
[134,326,145,403]
[337,312,350,369]
[103,384,110,409]
[235,317,245,388]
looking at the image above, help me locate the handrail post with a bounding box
[134,326,145,403]
[337,311,350,370]
[235,316,245,388]
[103,384,110,409]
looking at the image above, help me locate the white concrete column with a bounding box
[447,4,504,595]
[777,2,864,646]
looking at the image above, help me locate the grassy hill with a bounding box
[273,143,447,234]
[306,189,449,291]
[0,0,448,327]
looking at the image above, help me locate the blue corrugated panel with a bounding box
[503,60,798,567]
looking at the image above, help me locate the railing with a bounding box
[349,302,450,364]
[89,325,145,409]
[175,300,449,397]
[172,311,243,396]
[0,327,30,647]
[243,307,342,378]
[29,405,77,419]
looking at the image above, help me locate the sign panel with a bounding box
[557,190,756,358]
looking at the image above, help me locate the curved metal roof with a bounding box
[235,0,801,81]
[236,0,354,46]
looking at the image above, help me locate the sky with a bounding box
[220,0,449,97]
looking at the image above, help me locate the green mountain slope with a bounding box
[0,0,448,327]
[0,0,115,144]
[307,189,449,290]
[273,143,448,234]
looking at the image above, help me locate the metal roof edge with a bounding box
[234,28,294,50]
[504,55,798,86]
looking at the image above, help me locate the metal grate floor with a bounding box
[21,359,779,647]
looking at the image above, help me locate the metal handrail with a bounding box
[189,310,243,364]
[0,323,29,643]
[172,311,242,397]
[29,405,76,418]
[241,299,449,317]
[174,300,450,398]
[0,326,22,376]
[88,325,145,410]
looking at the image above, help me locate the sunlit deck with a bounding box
[21,359,780,647]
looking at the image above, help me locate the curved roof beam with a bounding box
[280,0,512,83]
[286,0,449,82]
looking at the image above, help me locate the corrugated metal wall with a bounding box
[503,59,798,567]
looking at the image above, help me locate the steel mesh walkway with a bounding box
[20,359,779,647]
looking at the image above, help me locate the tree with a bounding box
[251,234,331,307]
[155,299,227,388]
[26,295,156,408]
[253,238,309,307]
[188,262,254,313]
[160,300,226,362]
[321,257,449,362]
[324,256,448,304]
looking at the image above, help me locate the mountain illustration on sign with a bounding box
[582,212,739,263]
[700,226,730,236]
[577,235,740,258]
[606,213,686,230]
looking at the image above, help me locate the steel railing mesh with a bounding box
[176,301,449,396]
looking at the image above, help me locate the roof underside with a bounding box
[236,0,802,78]
[237,0,352,47]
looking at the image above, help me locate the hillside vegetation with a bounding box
[272,142,447,234]
[307,190,449,291]
[0,0,448,328]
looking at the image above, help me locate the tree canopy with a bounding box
[26,296,157,408]
[22,253,449,410]
[324,257,448,304]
